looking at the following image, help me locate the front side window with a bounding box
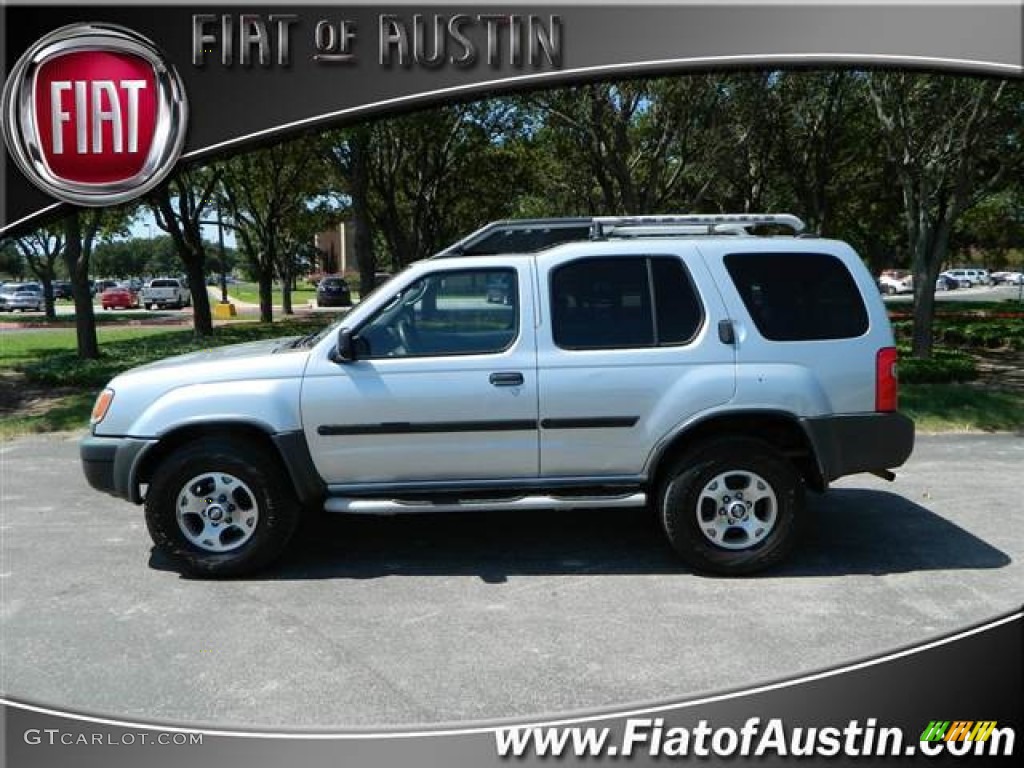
[357,268,518,358]
[551,256,703,350]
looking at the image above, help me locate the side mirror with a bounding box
[335,328,357,362]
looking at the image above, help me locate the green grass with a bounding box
[12,318,327,387]
[223,282,317,306]
[901,384,1024,433]
[0,308,180,326]
[0,318,331,440]
[0,391,96,440]
[0,327,175,367]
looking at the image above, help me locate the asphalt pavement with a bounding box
[0,432,1021,728]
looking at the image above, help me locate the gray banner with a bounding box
[1,1,1022,232]
[3,611,1022,765]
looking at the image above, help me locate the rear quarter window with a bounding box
[724,252,868,341]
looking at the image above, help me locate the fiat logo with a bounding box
[2,23,188,206]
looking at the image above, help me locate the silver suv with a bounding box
[81,215,914,577]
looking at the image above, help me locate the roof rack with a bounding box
[591,214,805,239]
[433,213,806,258]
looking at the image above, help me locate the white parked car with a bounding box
[991,271,1023,285]
[141,278,191,310]
[941,268,989,288]
[0,282,45,312]
[877,269,913,295]
[81,214,914,578]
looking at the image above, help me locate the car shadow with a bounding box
[148,488,1010,580]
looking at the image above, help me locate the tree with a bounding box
[61,208,133,359]
[148,168,221,336]
[867,73,1019,357]
[0,240,26,279]
[528,78,727,215]
[324,104,537,298]
[324,126,377,296]
[62,211,102,359]
[14,226,64,319]
[769,71,871,235]
[219,136,327,322]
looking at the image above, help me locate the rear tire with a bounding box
[660,437,804,575]
[145,438,301,578]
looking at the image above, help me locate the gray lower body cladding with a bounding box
[801,412,915,484]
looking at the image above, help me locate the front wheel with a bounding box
[145,438,301,577]
[660,437,804,575]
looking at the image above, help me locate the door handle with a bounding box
[489,371,524,387]
[718,319,736,345]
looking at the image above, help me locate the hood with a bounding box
[130,337,300,373]
[97,336,312,438]
[111,337,311,394]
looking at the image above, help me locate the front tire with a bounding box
[145,439,300,577]
[660,437,804,575]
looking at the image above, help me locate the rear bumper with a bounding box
[801,412,915,484]
[317,295,352,307]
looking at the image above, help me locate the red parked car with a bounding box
[101,283,140,310]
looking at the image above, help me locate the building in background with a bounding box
[314,219,356,275]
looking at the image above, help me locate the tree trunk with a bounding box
[910,259,939,357]
[351,130,376,298]
[41,276,56,320]
[63,214,99,360]
[184,258,213,336]
[258,268,274,323]
[909,218,952,359]
[281,271,293,315]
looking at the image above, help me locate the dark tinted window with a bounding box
[724,253,868,341]
[652,257,704,344]
[458,224,591,255]
[551,256,703,349]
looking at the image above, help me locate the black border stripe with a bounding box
[540,417,639,430]
[317,417,640,436]
[317,420,537,436]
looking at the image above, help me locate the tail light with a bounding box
[876,347,898,412]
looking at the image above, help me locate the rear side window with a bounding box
[724,252,868,341]
[551,256,703,349]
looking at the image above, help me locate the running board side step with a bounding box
[324,493,647,515]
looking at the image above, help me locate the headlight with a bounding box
[90,388,115,425]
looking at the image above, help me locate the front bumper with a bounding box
[80,434,157,503]
[801,412,915,484]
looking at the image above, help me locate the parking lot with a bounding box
[1,432,1021,728]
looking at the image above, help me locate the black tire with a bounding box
[144,303,152,310]
[145,438,301,577]
[659,437,804,575]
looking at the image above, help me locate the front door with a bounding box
[302,262,539,485]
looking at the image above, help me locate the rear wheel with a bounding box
[660,437,804,575]
[145,438,301,577]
